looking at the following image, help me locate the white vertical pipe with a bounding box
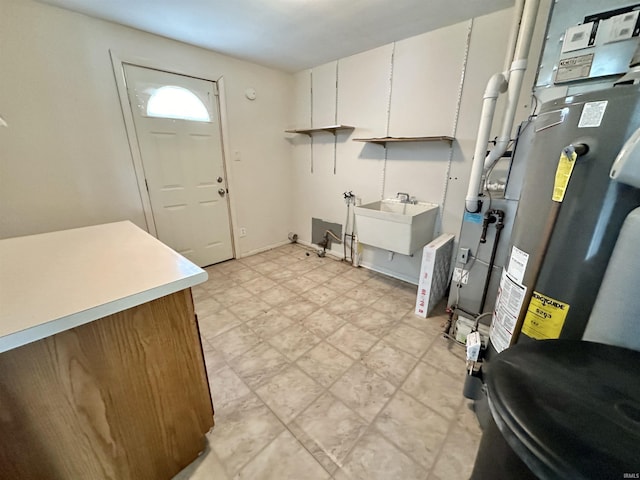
[465,73,508,213]
[503,0,525,73]
[483,59,528,169]
[464,0,540,212]
[485,0,541,169]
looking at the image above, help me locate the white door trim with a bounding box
[110,51,156,236]
[216,77,239,259]
[110,50,237,257]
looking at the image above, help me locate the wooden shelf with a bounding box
[286,125,355,175]
[353,136,454,146]
[285,125,355,136]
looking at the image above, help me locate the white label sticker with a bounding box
[578,100,608,128]
[556,54,593,83]
[452,267,469,285]
[507,246,529,284]
[489,271,527,353]
[605,11,639,44]
[561,23,594,53]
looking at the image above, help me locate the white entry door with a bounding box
[124,64,233,267]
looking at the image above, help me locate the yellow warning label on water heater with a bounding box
[521,291,570,340]
[552,149,577,202]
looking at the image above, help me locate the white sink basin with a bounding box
[354,200,439,255]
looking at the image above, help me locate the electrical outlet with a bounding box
[239,227,247,237]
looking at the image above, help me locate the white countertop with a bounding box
[0,221,207,353]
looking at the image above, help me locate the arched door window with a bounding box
[145,85,211,122]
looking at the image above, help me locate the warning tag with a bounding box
[490,271,527,353]
[521,291,570,340]
[552,148,577,202]
[507,246,529,284]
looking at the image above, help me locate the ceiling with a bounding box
[37,0,514,72]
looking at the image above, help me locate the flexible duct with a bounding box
[465,0,540,213]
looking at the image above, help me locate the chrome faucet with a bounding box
[397,192,410,203]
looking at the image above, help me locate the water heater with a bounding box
[489,84,640,352]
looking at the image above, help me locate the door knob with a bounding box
[217,177,223,183]
[218,188,226,196]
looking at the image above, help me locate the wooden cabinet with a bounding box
[0,289,213,479]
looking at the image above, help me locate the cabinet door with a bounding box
[0,289,214,479]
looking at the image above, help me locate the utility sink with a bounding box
[354,200,439,255]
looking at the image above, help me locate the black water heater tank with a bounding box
[489,85,640,352]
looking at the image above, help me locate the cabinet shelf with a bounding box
[353,136,454,146]
[285,125,355,136]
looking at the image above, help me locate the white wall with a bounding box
[290,5,550,283]
[0,0,293,257]
[0,0,552,271]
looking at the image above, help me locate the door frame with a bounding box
[110,50,238,258]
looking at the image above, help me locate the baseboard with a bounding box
[237,239,291,258]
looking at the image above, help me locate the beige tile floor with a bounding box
[174,243,481,480]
